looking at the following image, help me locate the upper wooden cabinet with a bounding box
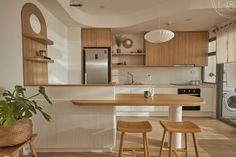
[81,28,112,47]
[145,39,174,66]
[145,31,208,66]
[174,31,208,66]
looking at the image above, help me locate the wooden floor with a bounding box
[38,117,236,157]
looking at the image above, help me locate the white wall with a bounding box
[67,27,82,84]
[0,0,69,89]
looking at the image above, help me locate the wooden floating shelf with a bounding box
[112,64,145,68]
[112,53,145,56]
[24,34,54,45]
[25,57,54,63]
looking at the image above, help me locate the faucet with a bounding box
[127,72,135,84]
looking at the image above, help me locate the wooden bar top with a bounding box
[72,94,205,106]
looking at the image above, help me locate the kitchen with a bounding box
[0,0,236,157]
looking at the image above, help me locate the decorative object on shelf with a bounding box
[0,85,51,147]
[137,49,143,53]
[144,17,175,43]
[36,50,47,56]
[123,38,133,48]
[114,34,125,53]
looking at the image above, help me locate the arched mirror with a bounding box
[123,38,133,48]
[30,14,41,34]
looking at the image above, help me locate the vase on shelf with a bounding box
[116,48,121,53]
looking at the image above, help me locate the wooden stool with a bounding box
[117,120,152,157]
[0,134,38,157]
[159,121,201,157]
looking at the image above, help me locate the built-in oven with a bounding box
[178,88,201,110]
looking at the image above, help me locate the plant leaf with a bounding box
[3,116,16,127]
[38,86,52,104]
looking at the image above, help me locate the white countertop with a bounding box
[115,83,216,88]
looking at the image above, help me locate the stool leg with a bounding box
[192,133,199,157]
[132,149,136,157]
[143,133,148,157]
[159,130,166,157]
[29,140,38,157]
[145,133,150,157]
[143,133,149,157]
[169,132,173,157]
[19,148,24,157]
[185,133,188,157]
[118,132,125,157]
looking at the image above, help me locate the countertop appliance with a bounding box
[222,87,236,118]
[178,88,201,110]
[83,48,110,84]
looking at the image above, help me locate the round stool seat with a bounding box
[160,121,201,133]
[117,120,152,133]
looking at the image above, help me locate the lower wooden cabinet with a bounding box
[145,31,208,66]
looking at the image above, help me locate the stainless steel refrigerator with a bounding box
[83,48,110,84]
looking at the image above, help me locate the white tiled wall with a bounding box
[113,67,202,84]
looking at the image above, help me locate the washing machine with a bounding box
[222,87,236,118]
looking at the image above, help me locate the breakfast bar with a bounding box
[72,93,205,148]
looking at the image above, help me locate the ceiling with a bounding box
[37,0,233,33]
[74,0,166,16]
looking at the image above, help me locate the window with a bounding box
[203,37,216,83]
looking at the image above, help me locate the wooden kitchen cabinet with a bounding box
[81,28,112,47]
[145,31,208,66]
[145,39,174,66]
[174,31,208,66]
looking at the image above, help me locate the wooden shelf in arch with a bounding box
[25,57,54,63]
[112,64,145,68]
[24,34,54,45]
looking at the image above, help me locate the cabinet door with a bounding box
[200,88,215,112]
[174,31,208,66]
[191,32,208,66]
[96,28,112,47]
[81,29,97,47]
[145,40,174,66]
[174,32,193,64]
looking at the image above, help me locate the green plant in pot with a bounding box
[114,34,125,53]
[0,85,51,147]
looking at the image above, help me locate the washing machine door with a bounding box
[225,93,236,112]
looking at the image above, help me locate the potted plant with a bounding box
[0,85,51,147]
[114,34,125,53]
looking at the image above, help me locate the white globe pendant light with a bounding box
[144,29,175,43]
[144,17,175,43]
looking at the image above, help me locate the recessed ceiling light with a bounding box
[70,0,83,7]
[70,3,83,7]
[185,19,191,21]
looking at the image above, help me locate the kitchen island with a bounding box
[73,93,205,148]
[27,85,206,152]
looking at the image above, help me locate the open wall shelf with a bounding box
[24,34,54,45]
[25,57,54,63]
